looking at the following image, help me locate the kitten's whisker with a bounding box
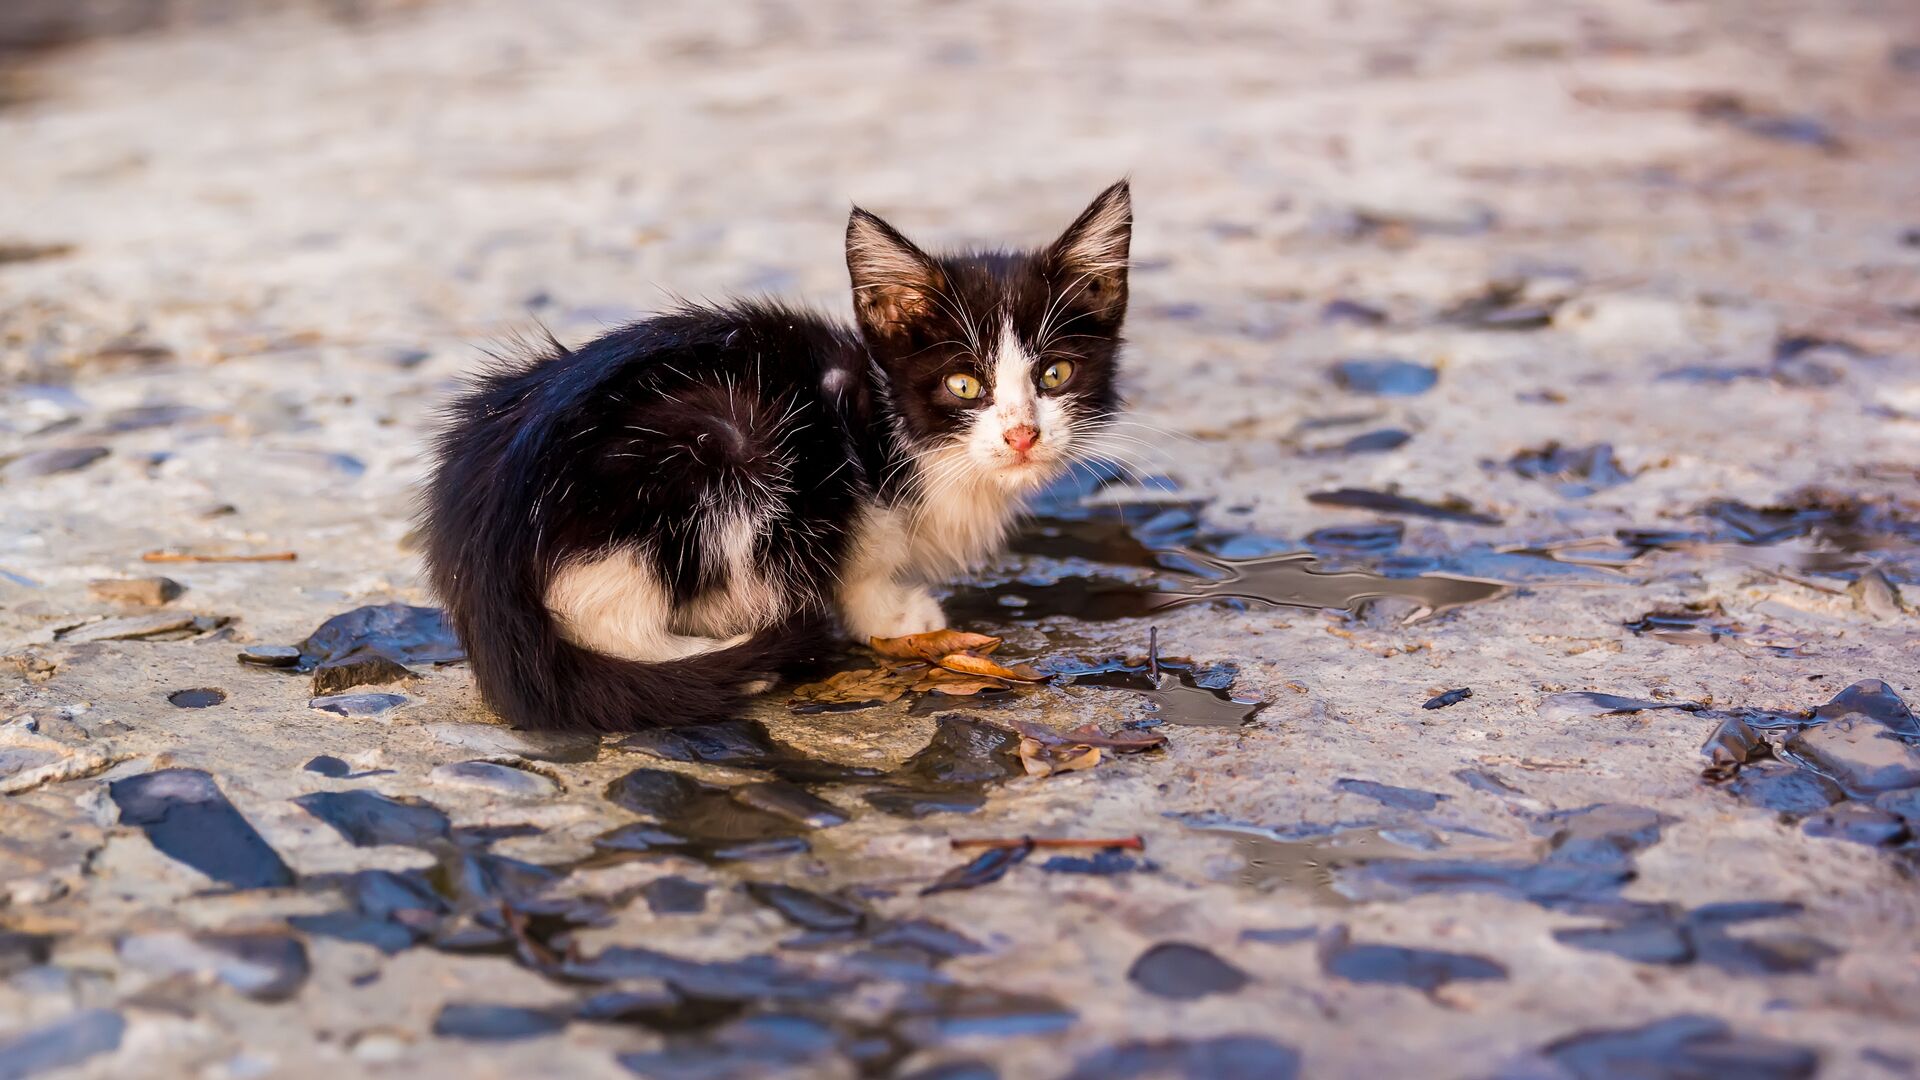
[1035,273,1098,355]
[1034,272,1093,355]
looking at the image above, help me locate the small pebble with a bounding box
[238,644,301,668]
[88,577,183,606]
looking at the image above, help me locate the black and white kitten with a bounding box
[422,181,1132,731]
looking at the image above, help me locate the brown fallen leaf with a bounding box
[870,629,1002,663]
[911,668,1014,696]
[937,652,1046,683]
[1011,720,1167,752]
[1018,737,1102,778]
[790,667,908,705]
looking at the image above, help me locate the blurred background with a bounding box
[3,2,1920,1077]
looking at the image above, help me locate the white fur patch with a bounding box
[992,322,1037,426]
[821,366,852,398]
[837,503,950,640]
[547,549,748,662]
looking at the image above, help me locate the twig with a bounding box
[951,835,1144,851]
[1147,625,1160,679]
[142,550,298,563]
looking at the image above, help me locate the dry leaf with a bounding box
[937,652,1046,683]
[1012,720,1167,752]
[1066,723,1166,751]
[870,630,1002,663]
[791,667,908,705]
[1019,737,1102,778]
[911,668,1012,696]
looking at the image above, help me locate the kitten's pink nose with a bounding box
[1003,425,1040,455]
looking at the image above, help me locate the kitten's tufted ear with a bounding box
[847,207,944,340]
[1046,180,1132,313]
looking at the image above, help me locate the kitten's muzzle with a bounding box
[1002,424,1040,456]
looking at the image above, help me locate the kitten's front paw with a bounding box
[844,583,947,641]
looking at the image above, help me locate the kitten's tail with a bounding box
[457,580,835,732]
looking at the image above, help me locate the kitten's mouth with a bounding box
[995,452,1065,486]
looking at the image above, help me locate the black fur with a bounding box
[421,182,1131,731]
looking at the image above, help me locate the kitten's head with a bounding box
[847,181,1130,497]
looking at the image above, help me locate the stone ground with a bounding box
[4,0,1920,1077]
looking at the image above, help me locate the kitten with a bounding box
[422,181,1132,731]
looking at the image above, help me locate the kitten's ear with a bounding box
[847,207,943,339]
[1046,179,1132,312]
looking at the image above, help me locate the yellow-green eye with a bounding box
[944,373,983,400]
[1039,360,1075,390]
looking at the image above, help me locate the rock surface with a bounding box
[1,1,1918,1077]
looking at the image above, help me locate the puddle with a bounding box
[1062,1037,1301,1080]
[1062,662,1266,728]
[562,945,852,1003]
[1625,606,1741,645]
[294,791,451,849]
[1507,442,1632,498]
[615,1013,837,1075]
[642,876,710,915]
[1539,693,1699,723]
[1317,926,1507,992]
[1156,552,1507,620]
[1552,901,1836,973]
[1328,357,1437,397]
[622,720,885,784]
[1335,778,1448,811]
[433,1003,566,1042]
[744,882,868,932]
[0,1011,125,1078]
[1126,942,1249,1000]
[599,768,819,861]
[1306,522,1404,555]
[1698,491,1920,552]
[1210,804,1673,910]
[166,687,225,708]
[1533,1014,1818,1079]
[921,842,1032,895]
[1306,488,1502,525]
[862,713,1025,819]
[617,713,1037,826]
[109,769,294,890]
[950,552,1505,628]
[1203,825,1435,905]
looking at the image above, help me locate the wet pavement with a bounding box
[2,0,1920,1077]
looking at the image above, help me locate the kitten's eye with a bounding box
[1039,360,1076,390]
[944,373,983,400]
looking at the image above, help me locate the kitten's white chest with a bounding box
[850,483,1022,586]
